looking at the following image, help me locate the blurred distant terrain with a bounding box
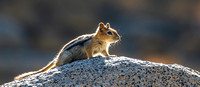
[0,0,200,84]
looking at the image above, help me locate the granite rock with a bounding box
[2,56,200,87]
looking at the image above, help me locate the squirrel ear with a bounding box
[99,22,105,29]
[106,23,110,28]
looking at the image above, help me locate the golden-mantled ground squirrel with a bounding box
[14,22,120,80]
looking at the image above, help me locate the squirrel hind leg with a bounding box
[55,51,74,67]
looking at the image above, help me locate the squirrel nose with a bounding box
[115,36,120,40]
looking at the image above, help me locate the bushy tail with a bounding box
[14,60,55,80]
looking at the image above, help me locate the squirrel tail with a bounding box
[14,60,55,80]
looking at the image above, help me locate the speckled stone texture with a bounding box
[2,57,200,87]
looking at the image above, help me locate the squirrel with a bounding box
[14,22,120,80]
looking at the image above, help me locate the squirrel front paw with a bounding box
[109,55,117,57]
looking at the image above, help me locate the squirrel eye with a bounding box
[107,31,112,35]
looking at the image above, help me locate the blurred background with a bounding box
[0,0,200,84]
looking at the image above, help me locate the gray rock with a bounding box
[2,57,200,87]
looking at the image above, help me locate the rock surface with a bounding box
[2,56,200,87]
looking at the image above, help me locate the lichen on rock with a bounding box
[2,56,200,87]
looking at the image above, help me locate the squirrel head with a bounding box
[95,22,120,43]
